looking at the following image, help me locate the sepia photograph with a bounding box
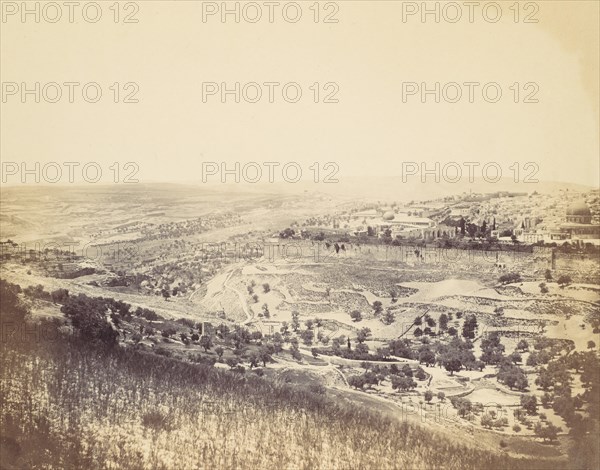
[1,1,599,469]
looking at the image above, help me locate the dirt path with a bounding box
[1,263,205,320]
[222,267,254,325]
[274,351,350,388]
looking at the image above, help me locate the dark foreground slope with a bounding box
[0,328,565,470]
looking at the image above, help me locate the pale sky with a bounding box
[1,1,598,187]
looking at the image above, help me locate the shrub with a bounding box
[141,410,175,431]
[499,273,522,284]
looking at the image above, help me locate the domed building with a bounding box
[559,199,600,243]
[566,201,592,224]
[375,209,437,240]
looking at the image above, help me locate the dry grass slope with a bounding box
[1,333,561,470]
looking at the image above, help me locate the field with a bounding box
[1,330,562,470]
[1,185,599,469]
